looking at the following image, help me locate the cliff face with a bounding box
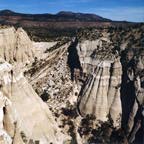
[78,59,122,127]
[107,58,122,128]
[0,27,34,64]
[75,39,144,143]
[0,60,67,144]
[120,49,144,143]
[74,40,122,128]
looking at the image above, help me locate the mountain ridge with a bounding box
[0,9,111,22]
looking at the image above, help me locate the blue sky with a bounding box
[0,0,144,22]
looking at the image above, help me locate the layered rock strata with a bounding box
[74,39,122,127]
[78,58,122,127]
[0,60,67,144]
[0,27,34,64]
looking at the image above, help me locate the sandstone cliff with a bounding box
[0,27,34,64]
[66,36,143,143]
[76,39,144,143]
[0,59,68,144]
[75,39,122,127]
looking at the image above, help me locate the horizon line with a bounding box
[0,9,143,23]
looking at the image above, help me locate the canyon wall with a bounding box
[76,39,144,143]
[0,59,68,144]
[0,27,34,64]
[76,40,122,128]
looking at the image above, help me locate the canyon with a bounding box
[0,21,144,143]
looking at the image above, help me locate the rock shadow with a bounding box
[67,37,82,81]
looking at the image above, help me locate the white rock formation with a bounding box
[108,58,122,128]
[77,40,122,128]
[0,60,68,144]
[0,91,12,144]
[33,41,57,59]
[0,27,34,64]
[77,39,112,74]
